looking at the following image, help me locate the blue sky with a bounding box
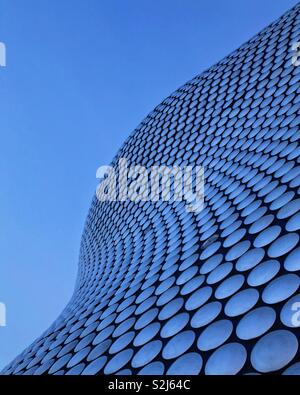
[0,0,298,370]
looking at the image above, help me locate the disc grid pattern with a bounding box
[3,4,300,375]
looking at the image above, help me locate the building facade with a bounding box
[3,4,300,375]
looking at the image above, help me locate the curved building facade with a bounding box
[3,4,300,375]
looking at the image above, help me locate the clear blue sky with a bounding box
[0,0,298,371]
